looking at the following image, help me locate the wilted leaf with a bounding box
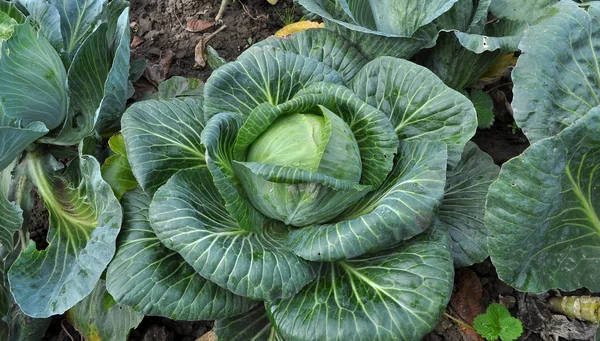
[186,19,215,33]
[449,268,484,341]
[274,21,323,37]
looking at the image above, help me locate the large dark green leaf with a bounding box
[0,161,21,256]
[0,20,67,130]
[249,29,367,83]
[512,1,600,143]
[49,0,105,56]
[351,57,476,167]
[107,187,256,320]
[438,142,499,267]
[66,279,143,341]
[17,0,63,51]
[149,167,315,301]
[3,304,51,341]
[8,153,122,317]
[268,223,454,341]
[51,22,111,144]
[201,113,267,233]
[486,107,600,292]
[0,121,48,172]
[296,0,442,59]
[203,46,343,119]
[357,0,457,36]
[288,140,447,261]
[50,4,130,144]
[421,32,501,90]
[489,0,558,23]
[121,98,206,196]
[454,19,527,54]
[216,305,284,341]
[93,5,130,134]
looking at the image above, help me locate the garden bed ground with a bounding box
[39,0,598,340]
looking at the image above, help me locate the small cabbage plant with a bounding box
[485,0,600,293]
[110,29,499,340]
[0,0,132,335]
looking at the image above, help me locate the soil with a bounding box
[129,0,301,86]
[33,1,597,340]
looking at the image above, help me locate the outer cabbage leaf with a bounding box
[48,5,130,144]
[0,20,67,130]
[0,160,21,258]
[297,0,440,59]
[203,46,343,119]
[486,107,600,292]
[454,19,527,54]
[489,0,559,23]
[49,0,105,57]
[350,57,476,168]
[438,142,499,267]
[216,305,284,341]
[107,187,256,320]
[16,0,63,51]
[149,167,316,301]
[268,222,454,341]
[8,153,122,317]
[512,0,600,143]
[0,110,48,172]
[248,28,368,83]
[121,98,206,196]
[66,279,144,341]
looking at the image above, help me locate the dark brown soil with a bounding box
[130,0,300,84]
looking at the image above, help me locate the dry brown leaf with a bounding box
[130,35,144,48]
[194,25,227,68]
[449,268,484,341]
[196,327,217,341]
[186,19,215,33]
[274,21,324,38]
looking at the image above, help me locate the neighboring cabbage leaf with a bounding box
[512,0,600,143]
[297,0,447,59]
[8,152,122,317]
[422,0,527,90]
[65,280,144,341]
[486,107,600,292]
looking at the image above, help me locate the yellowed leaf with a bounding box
[274,20,324,38]
[267,0,278,4]
[479,53,518,84]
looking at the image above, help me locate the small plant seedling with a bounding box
[473,303,523,341]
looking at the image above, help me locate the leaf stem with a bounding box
[444,312,477,331]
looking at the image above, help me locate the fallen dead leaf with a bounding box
[186,19,215,33]
[196,327,217,341]
[144,49,175,86]
[449,268,484,341]
[194,25,227,68]
[130,35,144,48]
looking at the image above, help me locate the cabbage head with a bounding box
[109,29,496,341]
